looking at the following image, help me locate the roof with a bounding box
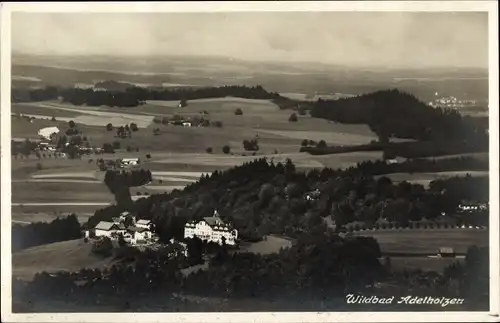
[95,221,121,231]
[37,127,59,137]
[136,219,151,225]
[203,216,225,227]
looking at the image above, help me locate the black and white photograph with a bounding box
[1,2,498,322]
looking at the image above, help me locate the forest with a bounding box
[84,157,489,243]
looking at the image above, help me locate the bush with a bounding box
[68,120,76,128]
[301,139,309,147]
[106,123,113,131]
[51,116,56,121]
[234,108,243,116]
[222,145,231,154]
[206,147,213,154]
[317,140,327,149]
[289,113,298,122]
[130,123,138,132]
[146,154,151,159]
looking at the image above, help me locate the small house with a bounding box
[94,221,126,239]
[127,226,152,244]
[136,219,152,230]
[437,247,455,258]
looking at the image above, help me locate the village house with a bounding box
[37,126,60,140]
[458,201,488,213]
[121,158,140,166]
[127,226,153,244]
[184,210,238,245]
[136,219,152,230]
[94,221,126,239]
[437,247,456,258]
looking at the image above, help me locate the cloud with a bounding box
[12,12,488,68]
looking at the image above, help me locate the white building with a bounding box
[37,126,59,140]
[182,122,192,127]
[184,211,238,245]
[94,221,126,239]
[136,219,152,230]
[121,158,140,166]
[127,226,152,244]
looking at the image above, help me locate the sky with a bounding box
[11,12,489,69]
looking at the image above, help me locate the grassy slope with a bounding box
[12,239,116,281]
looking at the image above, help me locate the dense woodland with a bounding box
[85,158,489,244]
[13,237,488,311]
[11,85,280,107]
[309,89,488,143]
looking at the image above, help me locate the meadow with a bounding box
[12,239,117,281]
[353,229,488,254]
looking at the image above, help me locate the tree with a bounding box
[179,98,188,107]
[206,147,213,154]
[317,140,327,149]
[222,145,231,154]
[106,123,113,131]
[235,108,243,116]
[68,120,76,128]
[146,154,151,159]
[130,123,138,132]
[289,113,298,122]
[301,139,309,147]
[51,116,56,121]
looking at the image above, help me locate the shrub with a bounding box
[289,113,298,122]
[317,140,327,149]
[206,147,213,154]
[301,139,309,147]
[234,108,243,116]
[222,145,231,154]
[146,154,151,159]
[106,123,113,131]
[130,123,138,132]
[51,116,56,121]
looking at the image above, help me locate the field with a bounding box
[12,239,117,281]
[11,96,484,230]
[238,235,293,255]
[353,229,488,254]
[376,171,489,187]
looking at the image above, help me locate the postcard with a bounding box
[1,1,498,322]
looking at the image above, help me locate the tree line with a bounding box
[12,214,82,252]
[12,85,281,107]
